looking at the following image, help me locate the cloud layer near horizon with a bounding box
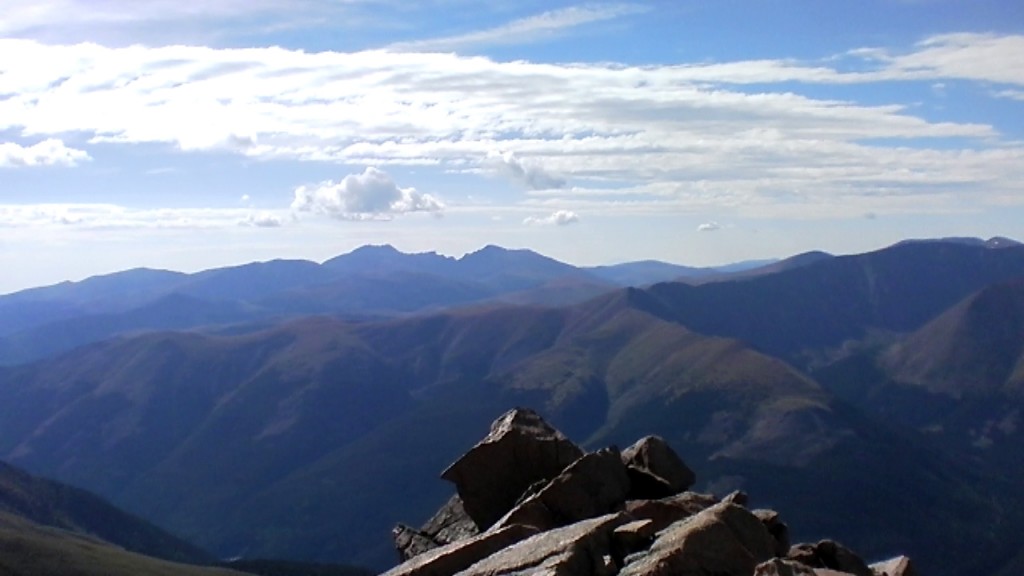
[1,32,1023,223]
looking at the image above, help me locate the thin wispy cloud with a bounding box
[389,3,648,51]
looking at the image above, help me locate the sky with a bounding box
[1,0,1023,294]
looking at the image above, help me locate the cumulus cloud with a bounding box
[0,139,90,168]
[697,221,722,232]
[487,151,565,190]
[291,167,443,221]
[523,210,579,226]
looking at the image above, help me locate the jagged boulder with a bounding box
[870,556,917,576]
[493,447,631,532]
[387,408,915,576]
[457,513,631,576]
[620,502,777,576]
[623,491,719,533]
[394,524,441,562]
[393,495,479,561]
[754,509,790,558]
[421,495,478,546]
[441,408,584,530]
[381,524,539,576]
[755,558,817,575]
[621,435,696,498]
[788,540,872,576]
[611,520,657,560]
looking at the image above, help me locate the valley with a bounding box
[0,238,1022,575]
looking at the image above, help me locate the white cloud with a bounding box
[524,210,579,226]
[0,0,354,43]
[0,203,262,229]
[291,167,443,221]
[995,89,1024,102]
[0,139,90,168]
[486,151,565,190]
[885,33,1024,86]
[0,34,1021,219]
[697,221,721,232]
[240,211,284,228]
[390,4,647,52]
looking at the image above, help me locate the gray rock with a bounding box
[493,448,631,532]
[722,490,749,507]
[788,540,872,576]
[423,495,479,546]
[623,491,719,533]
[455,513,631,576]
[621,436,696,495]
[620,502,776,576]
[870,556,917,576]
[381,524,539,576]
[754,509,790,557]
[441,409,583,530]
[612,520,657,560]
[756,558,817,575]
[394,524,441,562]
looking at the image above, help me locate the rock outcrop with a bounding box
[386,408,916,576]
[440,408,584,530]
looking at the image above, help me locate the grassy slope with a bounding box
[0,512,246,576]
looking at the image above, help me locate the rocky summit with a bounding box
[384,408,917,576]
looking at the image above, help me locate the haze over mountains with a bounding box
[1,237,1023,576]
[0,245,779,366]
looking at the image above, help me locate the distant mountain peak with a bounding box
[894,236,1022,249]
[986,236,1022,248]
[349,244,402,255]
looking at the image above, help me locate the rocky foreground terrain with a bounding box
[384,409,915,576]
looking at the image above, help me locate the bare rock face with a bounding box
[788,540,872,576]
[381,524,539,576]
[623,491,719,533]
[493,448,631,532]
[870,556,917,576]
[611,520,657,561]
[387,408,916,576]
[440,408,584,530]
[754,509,791,558]
[619,502,777,576]
[422,495,479,547]
[394,524,442,562]
[456,513,631,576]
[755,558,817,575]
[621,436,696,498]
[393,495,479,562]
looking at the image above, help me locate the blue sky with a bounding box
[1,0,1023,294]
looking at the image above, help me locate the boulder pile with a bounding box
[383,408,916,576]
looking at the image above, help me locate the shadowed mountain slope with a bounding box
[0,246,618,366]
[639,241,1024,366]
[0,460,213,565]
[0,512,247,576]
[0,282,1005,575]
[880,278,1024,399]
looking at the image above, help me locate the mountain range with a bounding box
[0,237,1022,575]
[0,245,779,366]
